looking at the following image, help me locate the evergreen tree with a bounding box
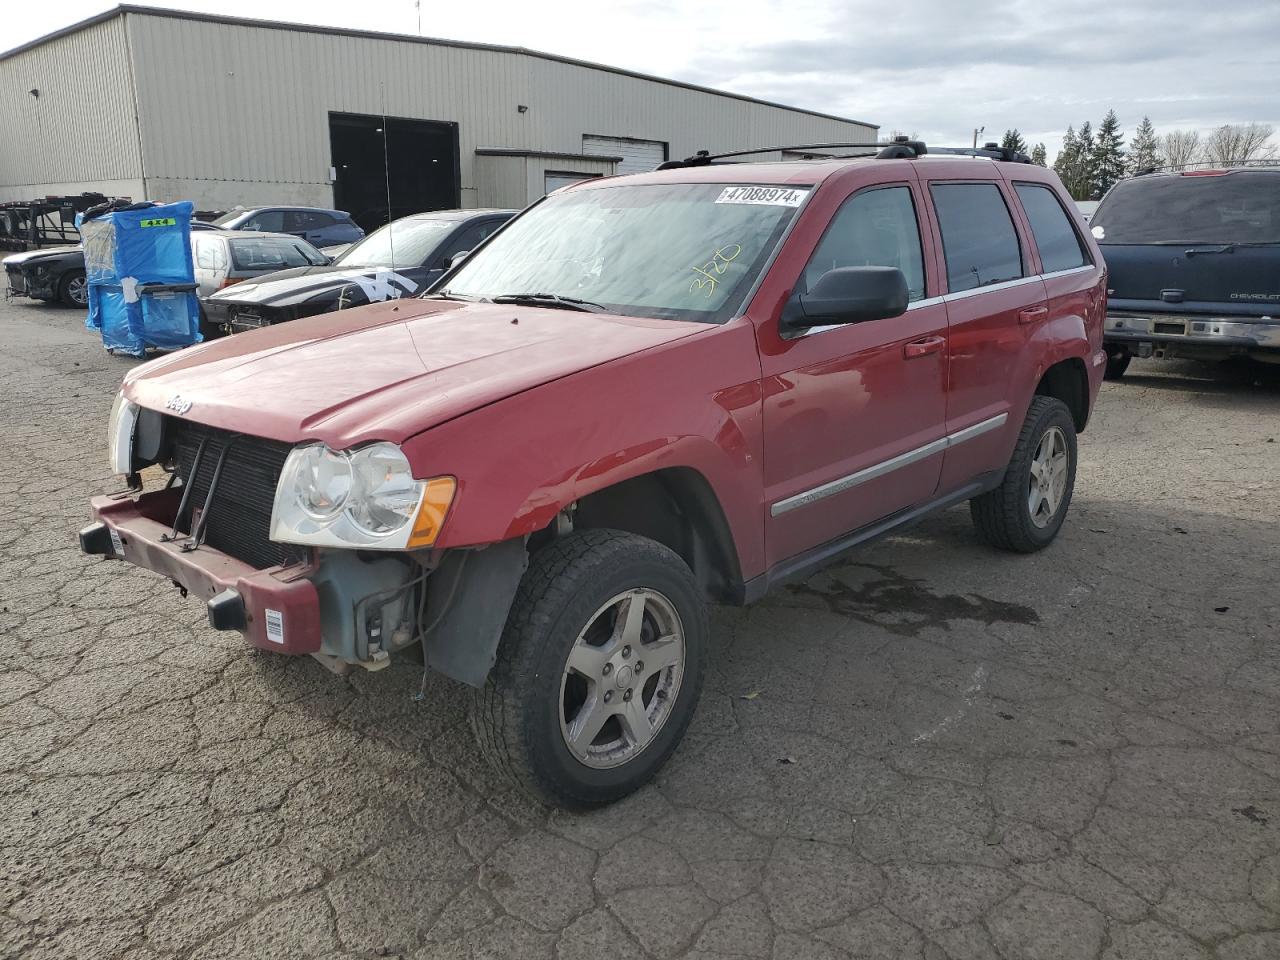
[1030,143,1047,166]
[1076,121,1096,199]
[1053,126,1081,197]
[1127,116,1162,174]
[1091,110,1126,196]
[1000,129,1028,155]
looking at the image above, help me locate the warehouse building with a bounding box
[0,6,876,224]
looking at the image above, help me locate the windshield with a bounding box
[441,182,811,322]
[337,218,456,268]
[1091,172,1280,244]
[213,210,248,227]
[229,237,328,270]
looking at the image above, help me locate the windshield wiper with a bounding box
[425,290,484,302]
[491,293,608,313]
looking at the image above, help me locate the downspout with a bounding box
[119,11,149,201]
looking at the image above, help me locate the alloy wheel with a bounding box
[68,275,88,306]
[1028,425,1069,528]
[558,588,685,769]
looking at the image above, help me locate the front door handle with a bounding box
[904,335,945,359]
[1018,305,1049,324]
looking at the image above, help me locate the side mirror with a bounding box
[446,250,471,270]
[780,266,909,333]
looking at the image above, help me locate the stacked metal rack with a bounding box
[0,193,129,251]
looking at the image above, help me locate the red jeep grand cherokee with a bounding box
[83,142,1106,807]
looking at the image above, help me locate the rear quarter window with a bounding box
[1014,183,1090,273]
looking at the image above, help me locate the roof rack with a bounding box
[656,136,1032,169]
[1134,158,1280,176]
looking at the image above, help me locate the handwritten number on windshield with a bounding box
[690,244,743,297]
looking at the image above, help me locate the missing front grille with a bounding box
[168,419,303,569]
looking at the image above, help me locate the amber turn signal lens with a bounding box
[407,477,456,548]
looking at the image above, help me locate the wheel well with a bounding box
[563,468,744,603]
[1035,358,1090,432]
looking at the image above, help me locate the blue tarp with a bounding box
[80,200,202,357]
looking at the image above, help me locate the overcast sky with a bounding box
[8,0,1279,159]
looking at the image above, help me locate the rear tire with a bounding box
[58,270,88,308]
[1103,349,1131,380]
[472,529,707,808]
[970,396,1077,553]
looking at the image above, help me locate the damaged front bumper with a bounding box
[82,483,528,685]
[5,265,56,301]
[81,490,324,654]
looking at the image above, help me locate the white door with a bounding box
[582,136,667,175]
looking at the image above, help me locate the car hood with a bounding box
[3,245,82,266]
[123,298,704,449]
[209,264,420,306]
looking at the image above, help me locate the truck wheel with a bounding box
[1103,349,1131,380]
[472,529,707,808]
[969,396,1077,553]
[59,270,88,308]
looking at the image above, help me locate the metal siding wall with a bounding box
[0,16,144,202]
[115,14,876,209]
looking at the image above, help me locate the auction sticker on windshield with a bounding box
[715,186,810,206]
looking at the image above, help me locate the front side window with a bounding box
[1015,183,1089,272]
[931,183,1024,292]
[1090,171,1280,244]
[801,185,926,302]
[442,182,810,323]
[242,210,286,232]
[229,237,327,270]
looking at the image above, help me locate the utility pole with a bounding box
[973,126,984,149]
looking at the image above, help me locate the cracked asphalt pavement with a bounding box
[2,296,1279,960]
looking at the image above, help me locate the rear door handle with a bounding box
[903,335,945,359]
[1019,305,1049,324]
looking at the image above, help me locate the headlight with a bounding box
[288,445,351,521]
[269,442,455,550]
[347,443,420,534]
[107,393,139,475]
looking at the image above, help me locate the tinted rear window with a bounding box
[1091,172,1280,244]
[1015,183,1090,273]
[930,183,1024,292]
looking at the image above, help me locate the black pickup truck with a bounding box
[1093,167,1280,378]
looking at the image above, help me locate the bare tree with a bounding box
[1202,122,1277,165]
[1162,130,1202,169]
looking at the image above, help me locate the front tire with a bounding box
[970,396,1077,553]
[58,270,88,308]
[472,530,708,808]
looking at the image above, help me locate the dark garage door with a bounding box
[329,112,460,231]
